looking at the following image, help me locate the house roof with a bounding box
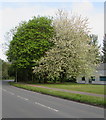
[97,63,106,70]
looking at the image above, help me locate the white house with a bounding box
[77,63,106,84]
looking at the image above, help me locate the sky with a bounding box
[0,0,105,61]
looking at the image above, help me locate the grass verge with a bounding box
[9,82,106,108]
[32,83,105,95]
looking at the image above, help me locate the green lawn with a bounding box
[28,83,105,95]
[9,82,105,107]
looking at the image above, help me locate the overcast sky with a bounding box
[0,0,104,61]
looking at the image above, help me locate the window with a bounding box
[100,76,106,81]
[91,76,95,81]
[82,77,85,81]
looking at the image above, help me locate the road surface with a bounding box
[2,80,105,118]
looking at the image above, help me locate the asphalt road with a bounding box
[2,80,105,118]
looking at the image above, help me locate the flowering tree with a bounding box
[33,10,100,83]
[103,34,106,63]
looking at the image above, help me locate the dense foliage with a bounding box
[6,16,54,82]
[0,59,13,79]
[33,11,100,83]
[6,10,100,83]
[103,34,106,63]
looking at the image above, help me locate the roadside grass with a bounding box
[9,82,106,107]
[25,82,105,95]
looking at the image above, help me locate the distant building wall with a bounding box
[77,63,106,84]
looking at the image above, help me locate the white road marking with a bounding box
[17,95,28,101]
[2,89,15,95]
[35,102,59,112]
[3,88,58,112]
[8,92,15,95]
[3,89,29,100]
